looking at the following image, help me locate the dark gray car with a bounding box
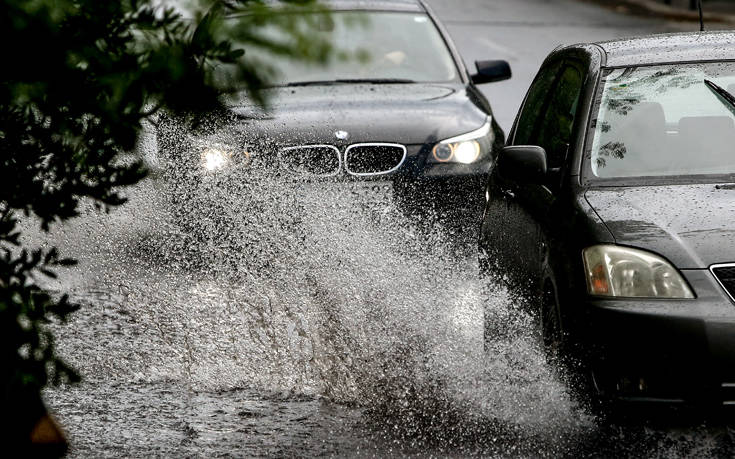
[479,31,735,409]
[152,0,510,230]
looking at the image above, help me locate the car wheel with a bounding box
[478,249,491,350]
[479,249,505,351]
[540,278,611,416]
[540,284,564,363]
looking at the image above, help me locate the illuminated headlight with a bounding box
[430,119,493,164]
[201,147,231,171]
[583,245,694,299]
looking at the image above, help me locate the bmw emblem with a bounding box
[334,130,349,141]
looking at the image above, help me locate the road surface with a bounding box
[428,0,700,131]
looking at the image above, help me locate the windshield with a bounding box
[589,62,735,179]
[230,11,459,85]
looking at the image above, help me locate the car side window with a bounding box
[534,63,584,170]
[512,61,562,146]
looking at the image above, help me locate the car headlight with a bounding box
[430,119,493,164]
[201,147,231,171]
[582,245,694,299]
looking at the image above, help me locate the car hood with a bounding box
[222,83,488,146]
[585,184,735,269]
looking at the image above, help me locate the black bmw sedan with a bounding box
[153,0,510,224]
[479,31,735,408]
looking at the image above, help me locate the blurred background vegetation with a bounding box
[0,0,331,452]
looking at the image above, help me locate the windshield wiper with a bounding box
[284,78,415,87]
[283,80,345,87]
[334,78,415,84]
[704,79,735,114]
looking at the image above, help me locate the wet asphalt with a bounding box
[426,0,705,130]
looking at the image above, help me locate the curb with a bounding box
[582,0,735,24]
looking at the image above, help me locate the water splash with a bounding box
[32,165,730,455]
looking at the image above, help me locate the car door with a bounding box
[481,60,561,286]
[521,60,586,292]
[490,58,585,297]
[520,60,587,294]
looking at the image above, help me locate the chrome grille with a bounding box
[344,143,406,176]
[280,145,341,177]
[711,264,735,303]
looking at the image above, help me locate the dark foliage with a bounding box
[0,0,330,443]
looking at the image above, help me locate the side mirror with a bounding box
[496,145,547,184]
[471,60,512,85]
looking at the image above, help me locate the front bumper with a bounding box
[188,148,491,211]
[188,143,494,182]
[582,269,735,406]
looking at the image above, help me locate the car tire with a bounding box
[541,277,612,417]
[478,249,493,351]
[540,284,564,363]
[479,249,508,352]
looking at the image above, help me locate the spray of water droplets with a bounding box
[30,134,731,456]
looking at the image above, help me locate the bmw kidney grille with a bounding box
[280,143,407,177]
[344,143,407,176]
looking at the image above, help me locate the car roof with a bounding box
[593,31,735,67]
[322,0,425,12]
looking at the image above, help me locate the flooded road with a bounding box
[32,0,735,456]
[37,178,732,456]
[38,177,586,456]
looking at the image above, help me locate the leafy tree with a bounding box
[0,0,331,448]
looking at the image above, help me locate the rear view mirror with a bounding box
[497,145,547,184]
[471,60,512,85]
